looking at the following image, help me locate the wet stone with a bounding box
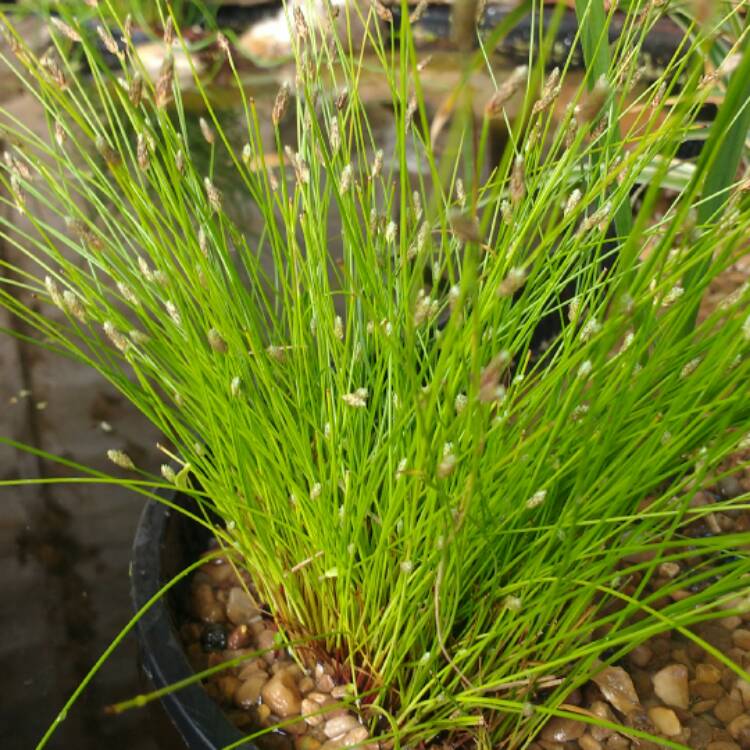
[227,586,260,625]
[201,623,228,652]
[697,664,723,684]
[192,581,226,623]
[628,645,652,668]
[714,696,744,724]
[592,666,641,715]
[647,707,681,736]
[579,734,602,750]
[693,681,725,700]
[227,624,253,650]
[323,714,359,739]
[686,717,714,750]
[731,629,750,650]
[236,672,269,707]
[262,671,302,718]
[728,714,750,744]
[541,717,586,743]
[652,664,689,709]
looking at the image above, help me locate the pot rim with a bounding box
[130,492,255,749]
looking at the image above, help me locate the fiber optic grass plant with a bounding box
[1,1,750,748]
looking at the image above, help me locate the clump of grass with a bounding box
[1,1,750,748]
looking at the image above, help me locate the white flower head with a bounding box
[107,449,135,470]
[526,489,547,509]
[455,393,467,414]
[342,388,368,408]
[578,360,593,378]
[580,317,601,342]
[680,357,701,378]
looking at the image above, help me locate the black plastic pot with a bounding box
[130,494,254,749]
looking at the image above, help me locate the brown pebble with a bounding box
[541,717,585,743]
[238,660,267,680]
[735,678,750,708]
[323,714,359,738]
[342,727,369,745]
[589,702,616,742]
[647,707,681,736]
[317,674,336,693]
[262,671,302,718]
[235,673,268,707]
[687,717,714,750]
[714,696,744,724]
[299,676,316,694]
[192,582,225,623]
[256,703,272,722]
[579,734,602,750]
[728,714,750,743]
[693,699,718,714]
[592,666,641,715]
[628,645,652,668]
[720,616,744,631]
[295,738,322,750]
[659,562,681,578]
[226,587,260,625]
[227,624,252,650]
[604,735,629,750]
[697,664,723,684]
[732,629,750,651]
[706,743,741,750]
[653,664,689,709]
[257,629,277,663]
[200,561,237,587]
[302,698,325,726]
[693,681,725,700]
[216,675,241,703]
[307,692,330,705]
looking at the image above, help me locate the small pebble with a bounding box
[653,664,689,709]
[541,718,585,742]
[693,699,718,714]
[217,675,241,702]
[696,664,723,684]
[307,692,330,705]
[579,734,602,750]
[604,735,629,750]
[201,623,228,652]
[731,629,750,650]
[628,645,652,668]
[342,727,369,745]
[226,587,260,625]
[589,702,616,742]
[227,624,252,650]
[262,671,302,718]
[323,714,359,738]
[299,676,315,693]
[235,673,268,707]
[296,738,322,750]
[713,696,744,724]
[706,742,741,750]
[256,629,277,662]
[317,674,335,693]
[592,666,641,715]
[735,678,750,708]
[647,707,681,736]
[192,582,225,623]
[302,698,324,726]
[728,714,750,743]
